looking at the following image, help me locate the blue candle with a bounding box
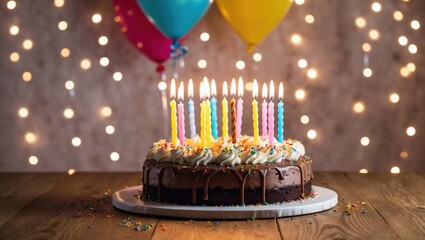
[188,79,196,138]
[210,79,218,138]
[277,82,284,143]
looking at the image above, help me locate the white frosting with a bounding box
[169,148,186,164]
[187,148,214,166]
[240,148,268,164]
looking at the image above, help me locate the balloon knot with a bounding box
[170,40,188,68]
[156,64,165,73]
[246,45,255,53]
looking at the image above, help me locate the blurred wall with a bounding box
[0,0,424,172]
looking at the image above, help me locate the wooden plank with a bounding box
[346,172,425,240]
[277,172,400,240]
[0,173,63,226]
[0,173,158,240]
[151,218,281,240]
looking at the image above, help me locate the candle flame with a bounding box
[223,81,228,97]
[262,83,268,99]
[230,78,236,96]
[238,77,244,97]
[269,80,274,99]
[170,78,176,99]
[278,82,284,100]
[211,79,217,97]
[203,77,210,98]
[188,78,193,98]
[200,82,204,100]
[253,79,258,99]
[178,81,184,101]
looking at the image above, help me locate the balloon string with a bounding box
[171,40,188,68]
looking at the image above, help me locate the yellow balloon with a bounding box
[216,0,292,52]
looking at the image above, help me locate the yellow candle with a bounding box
[200,82,206,147]
[222,81,229,138]
[252,80,259,142]
[206,99,212,146]
[170,79,178,145]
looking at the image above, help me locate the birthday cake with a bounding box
[142,136,312,206]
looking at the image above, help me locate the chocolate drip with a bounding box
[204,170,219,200]
[294,164,306,197]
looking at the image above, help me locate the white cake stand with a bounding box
[112,185,338,219]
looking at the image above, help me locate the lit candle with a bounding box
[252,79,259,142]
[188,79,196,139]
[200,82,206,147]
[268,80,275,144]
[177,82,185,145]
[230,78,237,143]
[210,79,218,139]
[203,77,213,146]
[236,77,244,138]
[170,79,178,145]
[277,82,284,143]
[261,83,268,137]
[222,81,229,138]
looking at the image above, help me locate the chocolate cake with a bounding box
[142,136,313,206]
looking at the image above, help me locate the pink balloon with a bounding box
[113,0,185,66]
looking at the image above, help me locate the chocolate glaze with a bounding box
[143,159,313,205]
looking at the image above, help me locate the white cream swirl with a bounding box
[213,147,241,166]
[262,146,283,163]
[187,148,214,166]
[240,148,268,164]
[283,141,305,160]
[169,148,186,164]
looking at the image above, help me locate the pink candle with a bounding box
[261,83,268,137]
[177,82,185,145]
[268,81,275,144]
[236,77,244,138]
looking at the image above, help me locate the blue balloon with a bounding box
[137,0,212,41]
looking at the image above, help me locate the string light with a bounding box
[110,152,120,161]
[113,72,122,81]
[253,53,262,62]
[60,48,70,57]
[58,21,68,31]
[200,32,210,41]
[408,44,417,54]
[291,34,302,44]
[92,13,102,24]
[398,36,408,46]
[305,15,315,24]
[400,67,410,77]
[22,72,32,82]
[101,106,112,117]
[71,137,81,147]
[295,89,306,100]
[65,80,74,90]
[22,39,33,50]
[197,59,207,68]
[307,69,317,79]
[307,130,317,139]
[25,132,37,143]
[29,156,38,165]
[389,93,400,103]
[363,68,372,77]
[18,107,29,118]
[105,125,115,135]
[400,151,408,159]
[362,43,371,52]
[390,166,400,174]
[7,1,16,10]
[80,59,91,70]
[298,59,308,68]
[295,0,305,5]
[63,108,74,119]
[359,169,368,174]
[9,25,19,35]
[353,101,365,113]
[54,0,65,8]
[300,115,310,124]
[10,52,20,62]
[98,36,108,46]
[393,11,403,21]
[235,60,245,70]
[355,17,366,28]
[410,20,420,30]
[369,29,380,40]
[68,169,76,175]
[99,57,109,67]
[371,2,382,12]
[406,126,416,136]
[360,137,370,146]
[158,82,167,91]
[245,82,253,92]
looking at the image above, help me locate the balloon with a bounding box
[216,0,292,52]
[113,0,185,66]
[137,0,212,41]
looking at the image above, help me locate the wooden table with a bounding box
[0,172,424,239]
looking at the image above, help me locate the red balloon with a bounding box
[113,0,184,65]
